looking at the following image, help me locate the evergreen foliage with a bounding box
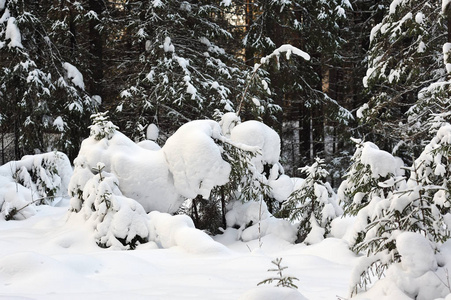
[0,0,97,161]
[115,0,245,142]
[360,0,446,160]
[258,257,299,289]
[282,157,342,243]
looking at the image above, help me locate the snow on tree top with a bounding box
[63,62,85,90]
[360,142,396,178]
[5,17,22,49]
[231,120,281,167]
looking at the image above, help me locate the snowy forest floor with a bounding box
[0,198,355,300]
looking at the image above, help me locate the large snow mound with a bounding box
[162,120,231,199]
[70,130,183,213]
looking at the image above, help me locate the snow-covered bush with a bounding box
[352,232,449,300]
[282,158,342,244]
[0,152,72,220]
[347,126,451,296]
[186,113,293,234]
[225,200,297,243]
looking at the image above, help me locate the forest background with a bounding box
[1,0,451,189]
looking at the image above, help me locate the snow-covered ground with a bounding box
[0,198,355,300]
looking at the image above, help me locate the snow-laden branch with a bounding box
[237,44,310,116]
[258,44,310,67]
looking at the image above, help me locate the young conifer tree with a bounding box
[282,157,342,244]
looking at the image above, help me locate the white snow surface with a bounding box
[0,201,355,299]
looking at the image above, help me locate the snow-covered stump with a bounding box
[0,152,72,220]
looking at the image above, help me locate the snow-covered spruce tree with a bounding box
[281,157,342,244]
[407,6,451,140]
[359,0,446,160]
[338,138,405,294]
[0,1,97,161]
[115,0,244,142]
[338,137,405,265]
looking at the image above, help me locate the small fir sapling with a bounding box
[76,162,150,250]
[282,157,342,244]
[89,112,119,141]
[258,258,299,289]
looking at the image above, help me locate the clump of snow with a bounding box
[148,211,229,254]
[268,174,293,202]
[260,44,310,65]
[225,200,297,243]
[220,0,232,6]
[219,112,241,137]
[163,37,175,53]
[360,142,396,177]
[415,12,424,24]
[146,123,159,141]
[5,17,23,48]
[443,43,451,73]
[356,103,368,119]
[53,116,65,132]
[63,62,85,90]
[226,200,270,229]
[162,120,231,199]
[231,120,281,173]
[397,232,437,276]
[389,0,402,15]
